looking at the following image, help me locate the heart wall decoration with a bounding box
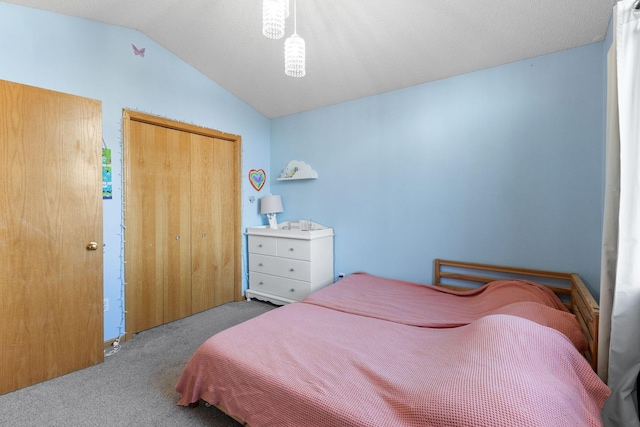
[249,169,266,191]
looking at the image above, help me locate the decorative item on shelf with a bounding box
[260,195,284,229]
[249,169,266,191]
[301,219,313,231]
[278,160,318,180]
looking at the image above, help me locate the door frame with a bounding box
[122,110,243,338]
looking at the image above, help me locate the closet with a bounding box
[123,110,241,336]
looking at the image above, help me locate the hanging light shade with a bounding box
[263,0,286,39]
[284,0,305,77]
[285,35,306,77]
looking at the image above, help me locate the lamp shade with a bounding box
[263,0,286,39]
[260,195,284,214]
[285,33,305,77]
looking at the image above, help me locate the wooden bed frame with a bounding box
[433,259,599,371]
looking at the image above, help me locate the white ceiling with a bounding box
[3,0,615,118]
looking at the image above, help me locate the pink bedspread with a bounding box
[176,303,609,426]
[304,272,569,325]
[303,273,588,352]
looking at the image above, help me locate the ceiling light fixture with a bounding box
[263,0,286,39]
[284,0,305,77]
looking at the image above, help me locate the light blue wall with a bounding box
[0,2,272,340]
[271,43,605,299]
[0,1,608,340]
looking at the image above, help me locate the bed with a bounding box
[176,259,610,426]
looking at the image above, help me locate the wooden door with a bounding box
[0,80,103,395]
[191,135,238,313]
[125,120,192,333]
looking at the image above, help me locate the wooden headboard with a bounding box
[433,259,599,371]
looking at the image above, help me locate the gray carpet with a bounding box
[0,300,277,426]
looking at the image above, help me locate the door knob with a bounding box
[86,242,98,251]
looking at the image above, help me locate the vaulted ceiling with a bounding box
[2,0,614,118]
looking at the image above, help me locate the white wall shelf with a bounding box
[278,160,318,180]
[276,176,316,181]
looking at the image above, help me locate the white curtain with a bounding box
[600,1,640,426]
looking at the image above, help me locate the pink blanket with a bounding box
[304,272,569,324]
[303,273,588,352]
[176,303,609,426]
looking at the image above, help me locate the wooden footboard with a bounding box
[433,259,599,371]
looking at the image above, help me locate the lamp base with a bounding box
[267,213,278,229]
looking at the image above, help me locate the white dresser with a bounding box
[246,222,334,305]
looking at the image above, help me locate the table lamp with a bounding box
[260,195,284,229]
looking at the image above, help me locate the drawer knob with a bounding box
[259,263,264,267]
[258,244,263,248]
[289,268,295,272]
[258,281,264,285]
[290,288,295,293]
[289,248,294,251]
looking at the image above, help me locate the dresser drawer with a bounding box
[249,254,311,282]
[249,272,312,301]
[277,238,310,261]
[248,235,277,256]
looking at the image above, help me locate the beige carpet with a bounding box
[0,300,277,426]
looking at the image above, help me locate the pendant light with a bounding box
[284,0,305,77]
[263,0,286,39]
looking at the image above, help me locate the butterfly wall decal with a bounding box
[131,44,145,57]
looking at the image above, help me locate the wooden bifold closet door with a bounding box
[123,111,241,336]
